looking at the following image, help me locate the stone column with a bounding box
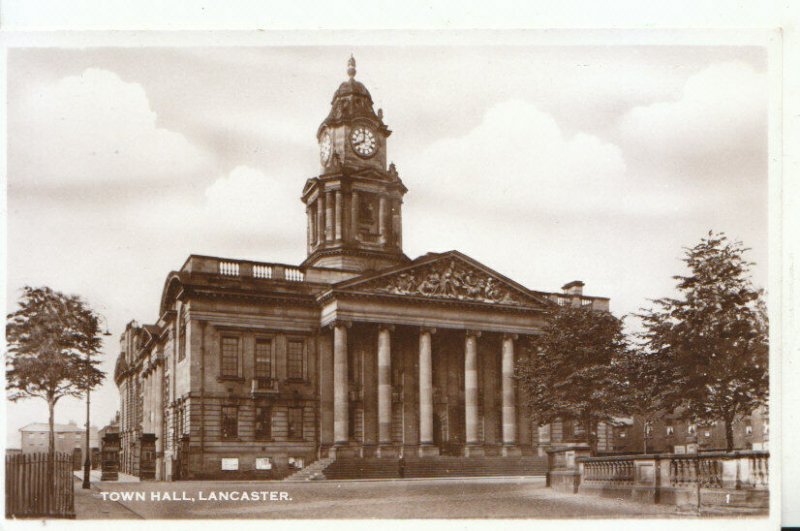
[377,325,394,454]
[316,198,324,245]
[335,190,343,241]
[325,191,334,242]
[333,322,349,446]
[378,195,387,245]
[393,199,402,250]
[464,330,483,456]
[350,190,360,242]
[306,208,314,253]
[501,334,522,456]
[418,327,439,456]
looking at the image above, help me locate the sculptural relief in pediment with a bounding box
[362,259,527,305]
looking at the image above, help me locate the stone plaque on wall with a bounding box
[221,458,239,471]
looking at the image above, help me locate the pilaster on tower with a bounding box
[301,57,409,274]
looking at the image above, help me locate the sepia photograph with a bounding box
[1,24,784,528]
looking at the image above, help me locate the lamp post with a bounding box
[83,314,111,490]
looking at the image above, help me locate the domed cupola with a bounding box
[319,55,391,141]
[301,56,409,275]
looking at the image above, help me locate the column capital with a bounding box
[465,329,482,338]
[420,326,437,335]
[378,323,395,332]
[502,333,519,341]
[327,319,352,330]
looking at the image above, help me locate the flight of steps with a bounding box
[283,456,336,482]
[322,457,401,480]
[405,456,548,478]
[311,455,548,480]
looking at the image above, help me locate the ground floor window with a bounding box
[222,406,238,439]
[255,406,271,440]
[288,407,304,440]
[288,456,304,470]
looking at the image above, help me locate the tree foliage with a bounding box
[6,286,106,461]
[613,348,677,453]
[516,304,628,455]
[636,232,768,451]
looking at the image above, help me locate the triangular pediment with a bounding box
[334,251,550,308]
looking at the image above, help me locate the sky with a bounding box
[4,45,769,447]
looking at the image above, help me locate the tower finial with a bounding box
[347,54,356,79]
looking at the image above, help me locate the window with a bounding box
[178,311,187,361]
[221,406,238,439]
[255,406,271,440]
[255,339,272,380]
[687,424,696,435]
[666,425,674,436]
[745,424,753,435]
[255,457,272,470]
[288,456,304,470]
[288,407,304,439]
[704,431,711,438]
[763,421,769,435]
[220,336,239,377]
[561,419,574,440]
[644,421,653,437]
[287,340,305,380]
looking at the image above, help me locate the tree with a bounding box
[613,348,677,453]
[6,286,106,472]
[516,304,628,455]
[637,232,768,451]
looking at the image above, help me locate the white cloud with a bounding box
[203,165,304,235]
[10,68,211,189]
[619,62,767,164]
[404,99,696,218]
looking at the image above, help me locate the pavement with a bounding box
[73,478,143,519]
[69,476,766,520]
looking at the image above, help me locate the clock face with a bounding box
[319,132,333,164]
[350,126,377,158]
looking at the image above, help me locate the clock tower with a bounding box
[301,56,409,273]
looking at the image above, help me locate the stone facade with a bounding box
[114,57,611,480]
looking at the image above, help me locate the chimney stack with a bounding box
[561,280,585,296]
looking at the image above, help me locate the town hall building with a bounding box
[114,57,611,480]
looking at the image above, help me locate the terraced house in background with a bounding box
[113,57,615,481]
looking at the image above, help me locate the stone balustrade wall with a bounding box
[547,446,769,508]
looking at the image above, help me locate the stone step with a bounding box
[283,457,336,482]
[318,456,548,480]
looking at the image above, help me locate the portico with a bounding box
[318,251,550,458]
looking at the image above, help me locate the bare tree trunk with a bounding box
[724,414,735,452]
[585,415,596,456]
[47,396,56,515]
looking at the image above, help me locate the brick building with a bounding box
[114,57,612,480]
[19,422,99,468]
[613,406,769,454]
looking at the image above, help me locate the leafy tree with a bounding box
[637,232,768,451]
[6,286,106,468]
[613,348,677,453]
[516,304,628,455]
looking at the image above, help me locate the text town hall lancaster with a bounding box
[114,57,612,481]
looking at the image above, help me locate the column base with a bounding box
[417,444,440,457]
[376,445,400,458]
[328,444,359,458]
[501,445,522,457]
[463,445,485,457]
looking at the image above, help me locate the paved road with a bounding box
[75,477,707,519]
